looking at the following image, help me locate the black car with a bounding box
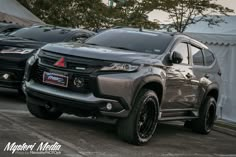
[0,25,96,92]
[0,22,23,35]
[24,28,221,145]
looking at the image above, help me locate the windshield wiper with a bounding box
[7,35,38,41]
[109,46,134,51]
[23,37,38,41]
[86,43,99,46]
[7,35,21,38]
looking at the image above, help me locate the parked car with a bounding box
[24,28,221,145]
[0,25,96,92]
[0,22,23,35]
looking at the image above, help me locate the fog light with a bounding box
[3,74,10,80]
[106,103,112,111]
[73,77,84,88]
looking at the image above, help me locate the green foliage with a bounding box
[18,0,234,32]
[111,0,160,29]
[18,0,111,29]
[18,0,159,30]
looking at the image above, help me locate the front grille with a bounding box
[32,50,112,93]
[40,57,57,66]
[31,65,91,93]
[38,50,110,73]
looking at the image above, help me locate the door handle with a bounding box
[205,74,209,78]
[186,73,192,78]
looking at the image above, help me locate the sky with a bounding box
[103,0,236,24]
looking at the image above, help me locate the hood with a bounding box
[42,42,162,64]
[0,36,46,49]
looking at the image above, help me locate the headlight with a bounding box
[0,47,35,54]
[100,63,139,72]
[26,49,40,65]
[24,49,40,81]
[27,55,36,65]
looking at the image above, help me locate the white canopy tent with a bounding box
[187,33,236,122]
[0,0,44,26]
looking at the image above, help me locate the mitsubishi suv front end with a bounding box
[24,28,221,145]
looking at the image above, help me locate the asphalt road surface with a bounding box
[0,87,236,157]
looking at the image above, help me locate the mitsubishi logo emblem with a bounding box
[54,57,66,67]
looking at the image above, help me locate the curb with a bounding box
[213,120,236,137]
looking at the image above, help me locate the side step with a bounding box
[159,116,198,121]
[161,108,198,112]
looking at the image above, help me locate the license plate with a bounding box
[43,72,68,87]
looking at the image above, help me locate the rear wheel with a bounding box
[27,102,63,120]
[117,89,159,145]
[192,96,216,134]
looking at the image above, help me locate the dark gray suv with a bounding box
[24,28,221,145]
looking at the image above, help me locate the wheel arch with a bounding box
[131,75,165,109]
[205,84,219,102]
[142,82,163,105]
[199,83,219,114]
[207,89,219,102]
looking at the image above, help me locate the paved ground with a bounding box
[0,87,236,157]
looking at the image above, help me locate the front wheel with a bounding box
[117,89,159,145]
[192,96,216,134]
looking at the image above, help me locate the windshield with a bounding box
[9,26,73,43]
[85,29,173,54]
[0,23,9,28]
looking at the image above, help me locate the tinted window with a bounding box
[191,45,204,66]
[85,29,173,54]
[172,43,189,64]
[2,28,19,34]
[9,26,73,43]
[204,49,215,66]
[0,23,9,28]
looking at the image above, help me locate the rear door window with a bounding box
[204,49,215,66]
[191,45,204,66]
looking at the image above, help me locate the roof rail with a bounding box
[112,26,125,29]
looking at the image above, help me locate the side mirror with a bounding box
[171,51,183,64]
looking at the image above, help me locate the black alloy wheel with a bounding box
[192,96,216,134]
[117,89,159,145]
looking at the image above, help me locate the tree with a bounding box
[18,0,111,29]
[18,0,160,30]
[110,0,160,29]
[159,0,234,32]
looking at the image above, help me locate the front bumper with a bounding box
[0,67,24,89]
[0,54,31,89]
[25,80,129,117]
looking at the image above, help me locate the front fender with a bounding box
[130,66,166,108]
[96,66,166,110]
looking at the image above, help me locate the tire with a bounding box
[18,88,25,96]
[192,96,216,134]
[117,89,159,145]
[184,120,192,129]
[18,83,26,100]
[27,102,63,120]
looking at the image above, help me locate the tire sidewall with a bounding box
[200,96,217,133]
[134,90,159,144]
